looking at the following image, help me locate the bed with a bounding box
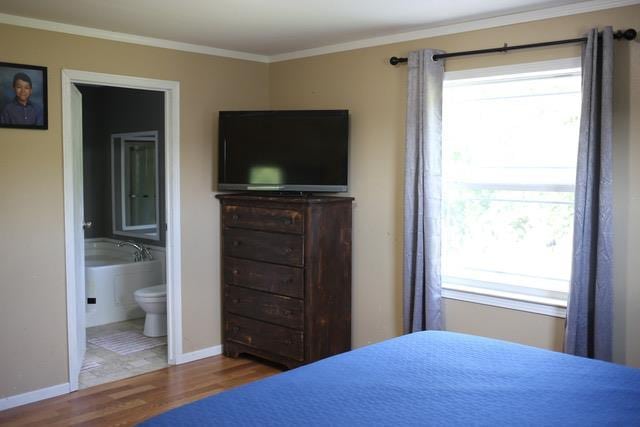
[141,331,640,425]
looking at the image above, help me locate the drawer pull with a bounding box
[284,247,293,254]
[232,299,239,304]
[232,214,239,221]
[232,241,241,247]
[282,309,292,316]
[284,218,293,225]
[232,269,240,275]
[283,339,292,345]
[231,326,240,333]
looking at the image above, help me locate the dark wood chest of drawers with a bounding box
[216,194,353,369]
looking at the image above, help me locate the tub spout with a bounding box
[116,240,153,262]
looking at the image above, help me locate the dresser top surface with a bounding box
[216,193,354,204]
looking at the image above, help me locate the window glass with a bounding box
[442,69,581,302]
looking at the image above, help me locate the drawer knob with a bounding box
[283,339,292,345]
[284,218,293,225]
[232,214,239,221]
[231,326,239,333]
[282,278,292,284]
[232,241,241,247]
[232,298,239,304]
[284,247,292,254]
[282,309,292,316]
[232,269,239,275]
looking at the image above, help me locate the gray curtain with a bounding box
[403,49,445,333]
[565,27,614,361]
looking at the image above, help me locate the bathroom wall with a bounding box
[80,86,166,246]
[80,86,108,239]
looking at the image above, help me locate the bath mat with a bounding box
[88,330,166,355]
[80,360,102,372]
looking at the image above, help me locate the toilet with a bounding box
[134,284,167,337]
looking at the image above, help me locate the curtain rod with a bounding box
[389,28,637,65]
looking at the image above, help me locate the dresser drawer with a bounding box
[225,285,303,329]
[223,205,304,234]
[224,228,304,267]
[224,257,303,298]
[226,314,303,361]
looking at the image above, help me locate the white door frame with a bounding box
[62,69,182,391]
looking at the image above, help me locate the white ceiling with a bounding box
[0,0,635,60]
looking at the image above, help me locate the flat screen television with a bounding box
[218,110,349,193]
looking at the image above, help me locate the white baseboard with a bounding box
[0,383,70,412]
[0,346,222,410]
[174,345,223,365]
[0,345,222,412]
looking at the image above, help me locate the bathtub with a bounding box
[85,238,165,328]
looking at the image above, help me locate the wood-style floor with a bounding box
[0,355,281,426]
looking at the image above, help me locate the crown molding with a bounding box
[0,13,270,63]
[269,0,640,62]
[0,0,638,64]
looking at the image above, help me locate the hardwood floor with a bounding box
[0,355,281,426]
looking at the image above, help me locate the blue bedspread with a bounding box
[142,331,640,426]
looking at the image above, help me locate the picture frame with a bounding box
[0,61,48,130]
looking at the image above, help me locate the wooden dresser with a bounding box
[216,193,353,369]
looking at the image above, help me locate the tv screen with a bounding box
[218,110,349,192]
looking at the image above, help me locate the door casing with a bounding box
[61,69,182,391]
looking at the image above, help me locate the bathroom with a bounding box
[78,85,167,388]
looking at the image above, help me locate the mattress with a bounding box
[142,331,640,426]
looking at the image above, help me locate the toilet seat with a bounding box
[134,284,166,298]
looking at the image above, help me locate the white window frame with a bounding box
[441,57,581,318]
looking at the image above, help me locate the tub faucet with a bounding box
[116,241,153,262]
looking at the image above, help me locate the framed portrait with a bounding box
[0,62,48,130]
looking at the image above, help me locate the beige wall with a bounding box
[0,24,269,398]
[444,300,565,350]
[2,4,639,401]
[269,5,640,364]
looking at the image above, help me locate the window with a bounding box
[441,60,581,315]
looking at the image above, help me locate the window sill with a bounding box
[442,283,567,318]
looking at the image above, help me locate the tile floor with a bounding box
[79,318,168,389]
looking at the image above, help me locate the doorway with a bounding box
[62,70,182,391]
